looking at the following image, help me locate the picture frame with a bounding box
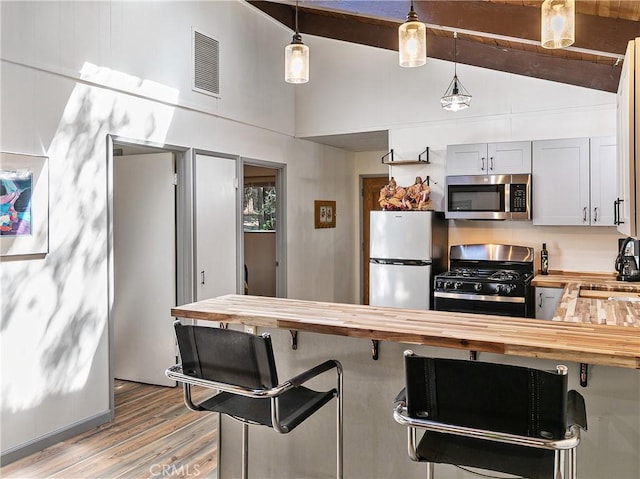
[1,152,49,256]
[314,200,336,228]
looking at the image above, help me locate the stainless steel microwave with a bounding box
[445,174,531,220]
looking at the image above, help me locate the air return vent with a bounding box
[193,29,220,97]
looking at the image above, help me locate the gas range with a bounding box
[434,244,535,317]
[435,268,533,297]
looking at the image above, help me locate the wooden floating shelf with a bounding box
[381,147,430,165]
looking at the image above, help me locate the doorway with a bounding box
[361,176,388,305]
[241,159,286,298]
[110,144,181,387]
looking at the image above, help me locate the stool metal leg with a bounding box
[241,423,249,479]
[337,363,344,479]
[554,450,566,479]
[425,462,434,479]
[568,448,577,479]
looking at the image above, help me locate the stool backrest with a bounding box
[175,323,279,389]
[404,356,567,439]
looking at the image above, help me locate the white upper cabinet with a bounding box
[446,141,532,176]
[590,137,617,227]
[533,137,616,226]
[533,138,590,225]
[616,38,638,237]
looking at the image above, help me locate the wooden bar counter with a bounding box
[172,294,640,369]
[173,294,640,479]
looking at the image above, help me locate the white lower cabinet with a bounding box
[534,287,563,320]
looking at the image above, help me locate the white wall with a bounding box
[0,0,356,459]
[296,35,614,138]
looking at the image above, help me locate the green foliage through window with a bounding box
[243,184,276,231]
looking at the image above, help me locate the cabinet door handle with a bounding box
[593,207,598,223]
[538,292,543,309]
[201,270,205,285]
[481,157,485,171]
[489,156,494,171]
[583,207,588,223]
[615,198,625,225]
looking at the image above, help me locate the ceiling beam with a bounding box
[296,0,638,56]
[247,1,624,92]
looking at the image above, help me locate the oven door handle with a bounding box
[434,291,526,304]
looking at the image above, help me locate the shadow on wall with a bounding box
[1,61,177,417]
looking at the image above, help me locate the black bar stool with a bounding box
[166,321,343,479]
[393,350,587,479]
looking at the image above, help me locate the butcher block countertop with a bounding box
[532,271,640,327]
[172,294,640,370]
[531,270,618,288]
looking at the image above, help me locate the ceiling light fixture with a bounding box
[440,32,471,112]
[541,0,575,49]
[398,0,426,68]
[285,0,309,83]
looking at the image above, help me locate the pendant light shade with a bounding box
[441,32,471,112]
[398,0,426,68]
[541,0,575,49]
[285,1,309,83]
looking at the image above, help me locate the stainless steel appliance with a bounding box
[445,174,531,220]
[615,237,640,281]
[369,211,448,310]
[434,244,535,317]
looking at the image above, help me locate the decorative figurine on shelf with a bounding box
[378,177,407,210]
[405,176,432,210]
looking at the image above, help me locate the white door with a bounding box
[532,138,590,225]
[195,154,237,300]
[590,137,617,226]
[113,153,176,386]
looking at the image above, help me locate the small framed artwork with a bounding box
[314,200,336,228]
[1,152,49,256]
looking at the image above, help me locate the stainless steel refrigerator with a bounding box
[369,211,448,310]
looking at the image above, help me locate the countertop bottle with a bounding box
[541,243,549,275]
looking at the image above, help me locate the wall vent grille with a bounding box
[193,30,220,97]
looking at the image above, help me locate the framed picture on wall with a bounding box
[314,200,336,228]
[1,152,49,256]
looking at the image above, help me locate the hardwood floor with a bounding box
[1,380,218,478]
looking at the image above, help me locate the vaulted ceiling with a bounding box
[248,0,640,93]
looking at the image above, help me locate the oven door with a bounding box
[434,292,531,317]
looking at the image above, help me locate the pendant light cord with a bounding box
[453,31,458,77]
[295,0,300,35]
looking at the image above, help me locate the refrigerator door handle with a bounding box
[370,258,432,266]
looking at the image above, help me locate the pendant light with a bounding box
[398,0,426,68]
[285,0,309,83]
[440,32,471,112]
[541,0,575,49]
